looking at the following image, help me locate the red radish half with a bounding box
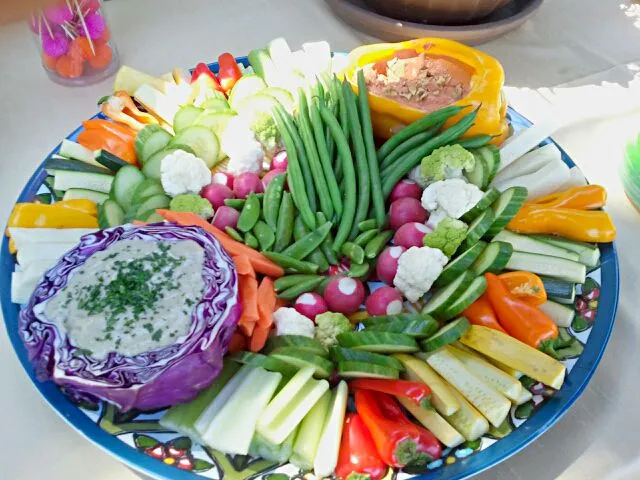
[294,292,328,321]
[212,171,234,189]
[376,245,406,285]
[394,222,431,249]
[324,277,365,314]
[211,206,239,230]
[389,197,428,230]
[366,286,403,316]
[389,179,422,203]
[262,169,287,189]
[233,172,263,198]
[201,183,234,209]
[271,151,288,170]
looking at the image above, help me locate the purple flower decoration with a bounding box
[78,12,106,40]
[44,4,74,25]
[41,28,70,58]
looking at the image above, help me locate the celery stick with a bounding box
[201,367,281,455]
[313,381,348,478]
[160,361,240,441]
[290,389,332,469]
[249,426,298,463]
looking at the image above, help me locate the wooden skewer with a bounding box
[71,0,95,55]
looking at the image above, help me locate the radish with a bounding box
[324,277,365,314]
[294,292,328,321]
[394,222,432,249]
[271,151,288,170]
[389,197,428,230]
[366,286,403,316]
[233,172,263,198]
[211,206,239,230]
[376,245,406,285]
[262,168,287,189]
[212,171,234,189]
[201,183,234,209]
[389,179,422,203]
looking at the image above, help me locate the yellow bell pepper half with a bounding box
[8,201,98,230]
[342,38,507,143]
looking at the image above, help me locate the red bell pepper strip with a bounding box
[462,293,507,333]
[484,273,558,348]
[349,378,432,409]
[355,390,442,468]
[190,62,224,92]
[217,53,243,92]
[336,413,387,480]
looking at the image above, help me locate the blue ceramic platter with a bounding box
[1,56,619,480]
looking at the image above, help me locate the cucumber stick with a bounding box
[506,251,586,284]
[228,351,299,378]
[426,346,511,427]
[290,390,332,470]
[538,301,575,328]
[531,235,600,268]
[492,230,579,261]
[314,381,348,478]
[445,385,490,441]
[52,170,114,194]
[397,396,465,448]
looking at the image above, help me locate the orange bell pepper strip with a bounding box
[484,273,558,348]
[77,128,137,165]
[462,293,506,333]
[507,205,616,243]
[530,185,607,210]
[100,91,159,131]
[82,119,137,143]
[498,271,546,307]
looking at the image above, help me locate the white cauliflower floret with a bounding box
[393,246,448,302]
[273,307,315,338]
[161,150,212,197]
[421,179,484,221]
[221,115,264,175]
[408,165,429,188]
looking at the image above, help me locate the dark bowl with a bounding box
[363,0,512,24]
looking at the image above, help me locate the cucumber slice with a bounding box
[135,125,172,164]
[228,74,267,109]
[505,251,586,284]
[62,188,109,204]
[52,170,114,194]
[461,188,500,223]
[465,152,488,188]
[540,276,575,303]
[491,230,579,261]
[134,194,170,220]
[269,347,334,378]
[530,235,600,268]
[111,165,146,212]
[441,277,488,321]
[462,209,495,250]
[330,347,405,371]
[98,199,125,228]
[422,271,475,316]
[337,361,399,379]
[45,157,112,175]
[485,186,528,238]
[366,319,439,338]
[173,105,204,133]
[263,87,295,112]
[200,98,229,111]
[475,145,500,184]
[265,335,329,357]
[131,179,165,206]
[171,126,220,168]
[421,317,471,352]
[434,241,486,288]
[471,241,513,275]
[538,301,575,328]
[141,146,194,180]
[229,351,299,378]
[195,110,237,137]
[94,150,130,172]
[337,332,419,353]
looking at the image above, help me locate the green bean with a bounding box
[381,108,480,198]
[237,193,261,232]
[316,80,326,105]
[225,226,243,242]
[343,81,371,239]
[356,70,386,229]
[274,274,323,292]
[263,251,320,274]
[326,99,339,184]
[364,230,394,259]
[376,104,465,161]
[293,216,329,273]
[358,219,377,232]
[277,277,326,300]
[380,122,444,170]
[244,232,259,249]
[253,220,275,251]
[336,77,350,144]
[263,172,286,231]
[316,212,339,265]
[309,99,343,219]
[282,221,332,260]
[319,105,357,252]
[273,106,316,230]
[346,262,371,279]
[274,191,295,252]
[297,90,334,220]
[341,241,365,264]
[354,228,379,247]
[453,134,495,149]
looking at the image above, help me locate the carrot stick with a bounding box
[228,332,247,353]
[239,320,256,337]
[257,277,276,328]
[157,210,284,278]
[132,220,147,226]
[250,324,271,353]
[233,255,255,278]
[275,298,289,309]
[238,274,259,337]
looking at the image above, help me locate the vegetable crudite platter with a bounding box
[1,37,619,480]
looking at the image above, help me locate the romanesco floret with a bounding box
[423,217,468,257]
[251,112,281,157]
[420,145,475,185]
[314,312,353,348]
[169,194,214,219]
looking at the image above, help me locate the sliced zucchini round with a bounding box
[171,126,220,168]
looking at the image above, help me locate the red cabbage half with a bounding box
[18,223,241,411]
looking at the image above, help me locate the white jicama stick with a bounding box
[557,166,588,191]
[495,154,570,201]
[16,243,78,267]
[9,228,96,249]
[492,143,561,186]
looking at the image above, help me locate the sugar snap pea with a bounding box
[225,226,243,242]
[346,261,371,279]
[244,232,259,249]
[224,194,264,211]
[380,122,444,170]
[282,221,332,260]
[274,191,295,252]
[263,172,286,231]
[316,212,339,265]
[277,277,326,301]
[354,228,379,247]
[364,230,394,259]
[293,216,329,273]
[253,220,275,251]
[263,251,320,274]
[274,274,323,292]
[237,193,261,232]
[358,219,377,232]
[341,241,365,264]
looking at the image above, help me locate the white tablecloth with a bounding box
[1,0,639,479]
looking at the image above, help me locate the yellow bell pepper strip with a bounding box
[77,128,138,166]
[342,38,506,142]
[99,91,159,131]
[7,203,98,229]
[498,271,546,307]
[531,185,607,210]
[507,205,616,243]
[55,199,98,217]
